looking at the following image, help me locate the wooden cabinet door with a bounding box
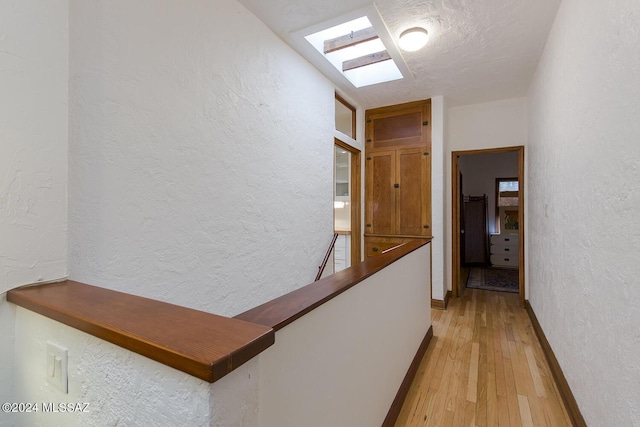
[396,148,431,236]
[365,100,431,152]
[364,99,432,238]
[365,151,395,235]
[365,236,414,257]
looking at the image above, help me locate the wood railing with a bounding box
[236,239,429,331]
[315,232,339,281]
[7,238,431,383]
[7,281,274,383]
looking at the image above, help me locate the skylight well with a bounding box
[305,17,403,88]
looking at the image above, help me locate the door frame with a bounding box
[335,139,362,266]
[451,146,525,306]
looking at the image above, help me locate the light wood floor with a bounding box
[396,289,572,427]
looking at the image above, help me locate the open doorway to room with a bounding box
[334,140,361,272]
[452,146,525,306]
[333,94,361,273]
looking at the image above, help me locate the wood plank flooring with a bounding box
[396,289,572,427]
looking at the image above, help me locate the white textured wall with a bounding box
[431,96,446,301]
[458,151,518,233]
[0,295,16,426]
[12,308,213,427]
[0,0,69,418]
[445,98,527,291]
[258,244,431,427]
[527,0,640,424]
[68,0,335,316]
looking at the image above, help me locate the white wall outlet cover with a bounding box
[46,341,68,393]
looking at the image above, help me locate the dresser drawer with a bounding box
[365,236,416,257]
[490,254,519,267]
[490,244,518,256]
[490,234,519,246]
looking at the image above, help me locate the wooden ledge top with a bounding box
[7,281,274,383]
[235,239,430,331]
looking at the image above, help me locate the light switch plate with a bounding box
[46,341,68,393]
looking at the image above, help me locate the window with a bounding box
[304,16,403,88]
[335,94,356,139]
[496,178,519,233]
[497,179,519,206]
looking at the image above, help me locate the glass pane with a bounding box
[335,98,354,138]
[498,180,518,207]
[334,146,351,273]
[498,181,518,192]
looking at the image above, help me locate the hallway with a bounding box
[396,289,571,426]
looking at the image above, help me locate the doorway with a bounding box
[334,140,361,271]
[452,146,525,306]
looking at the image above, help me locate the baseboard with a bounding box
[431,291,452,310]
[431,299,445,309]
[525,300,587,427]
[382,325,433,427]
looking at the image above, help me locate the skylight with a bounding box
[304,17,403,88]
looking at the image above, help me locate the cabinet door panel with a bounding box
[396,148,431,236]
[366,100,431,152]
[371,111,422,150]
[365,236,414,257]
[365,152,395,235]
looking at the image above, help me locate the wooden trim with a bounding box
[235,239,430,330]
[525,301,587,427]
[382,325,434,427]
[451,145,524,157]
[452,154,461,298]
[324,27,378,54]
[431,299,445,309]
[451,146,525,305]
[335,139,361,266]
[335,93,356,140]
[430,290,452,310]
[517,147,525,307]
[495,176,519,233]
[342,50,391,72]
[365,233,433,239]
[7,281,274,384]
[365,98,431,116]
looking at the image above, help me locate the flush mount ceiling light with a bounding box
[398,27,429,52]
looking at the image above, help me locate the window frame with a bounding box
[495,177,519,233]
[335,93,356,139]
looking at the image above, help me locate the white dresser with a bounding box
[490,234,519,268]
[334,234,351,272]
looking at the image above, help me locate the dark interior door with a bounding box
[463,196,487,265]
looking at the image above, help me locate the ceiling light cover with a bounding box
[399,27,429,52]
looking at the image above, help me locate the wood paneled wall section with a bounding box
[364,100,432,256]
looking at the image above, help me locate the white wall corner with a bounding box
[0,296,16,425]
[209,359,260,427]
[68,0,335,317]
[0,0,69,421]
[0,0,69,295]
[526,0,640,424]
[14,308,213,426]
[431,96,445,301]
[444,97,528,297]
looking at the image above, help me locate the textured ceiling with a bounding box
[238,0,561,109]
